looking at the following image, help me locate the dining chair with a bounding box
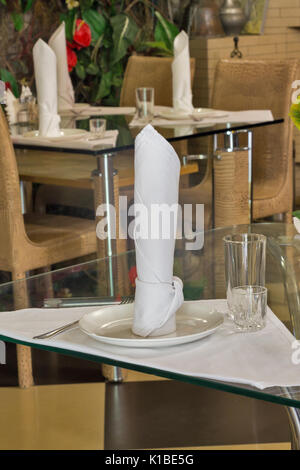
[180,59,299,228]
[0,107,98,388]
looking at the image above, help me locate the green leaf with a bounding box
[95,71,113,101]
[292,210,300,220]
[290,104,300,131]
[75,62,86,80]
[140,41,173,56]
[0,69,19,98]
[23,0,34,12]
[11,12,24,32]
[154,11,179,52]
[0,0,7,5]
[82,9,107,44]
[86,62,99,75]
[60,11,77,42]
[79,0,94,11]
[110,14,139,64]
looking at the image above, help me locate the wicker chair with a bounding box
[180,59,299,227]
[0,108,98,388]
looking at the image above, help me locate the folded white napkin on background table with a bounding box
[172,31,194,113]
[49,22,75,112]
[132,125,184,337]
[12,129,119,151]
[33,39,61,137]
[0,299,300,390]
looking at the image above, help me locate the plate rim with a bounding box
[78,302,224,348]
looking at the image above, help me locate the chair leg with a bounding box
[12,271,34,389]
[284,211,293,224]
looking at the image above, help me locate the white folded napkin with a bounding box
[132,125,184,337]
[172,30,193,113]
[33,39,61,137]
[49,22,75,111]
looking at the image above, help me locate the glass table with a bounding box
[13,112,284,296]
[1,222,300,447]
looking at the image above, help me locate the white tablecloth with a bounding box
[0,299,298,390]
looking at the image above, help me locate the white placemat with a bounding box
[129,110,274,128]
[0,299,298,390]
[12,129,119,150]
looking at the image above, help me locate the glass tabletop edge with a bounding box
[1,333,299,410]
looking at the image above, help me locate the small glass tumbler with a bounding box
[231,285,267,332]
[135,87,154,122]
[89,118,106,138]
[223,233,266,319]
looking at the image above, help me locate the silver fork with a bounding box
[33,296,134,340]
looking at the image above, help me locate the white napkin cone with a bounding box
[132,125,184,337]
[33,39,61,137]
[172,30,193,113]
[49,22,75,111]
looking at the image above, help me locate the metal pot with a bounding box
[188,0,224,38]
[220,0,251,36]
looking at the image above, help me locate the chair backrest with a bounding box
[0,108,28,270]
[120,55,196,107]
[211,59,299,201]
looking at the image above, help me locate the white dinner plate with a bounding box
[79,302,224,348]
[23,129,88,140]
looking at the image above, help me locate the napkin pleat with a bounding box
[133,125,184,337]
[49,22,75,111]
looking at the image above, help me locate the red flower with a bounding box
[66,45,77,72]
[5,81,12,91]
[67,40,82,51]
[128,266,137,288]
[73,19,92,48]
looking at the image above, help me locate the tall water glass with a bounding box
[135,87,154,122]
[223,233,266,319]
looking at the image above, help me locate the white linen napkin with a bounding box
[49,22,75,111]
[33,39,61,137]
[172,31,193,113]
[132,125,184,337]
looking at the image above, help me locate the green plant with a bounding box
[0,0,180,105]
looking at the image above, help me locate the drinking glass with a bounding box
[135,87,154,122]
[223,233,266,319]
[89,118,106,138]
[231,285,267,332]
